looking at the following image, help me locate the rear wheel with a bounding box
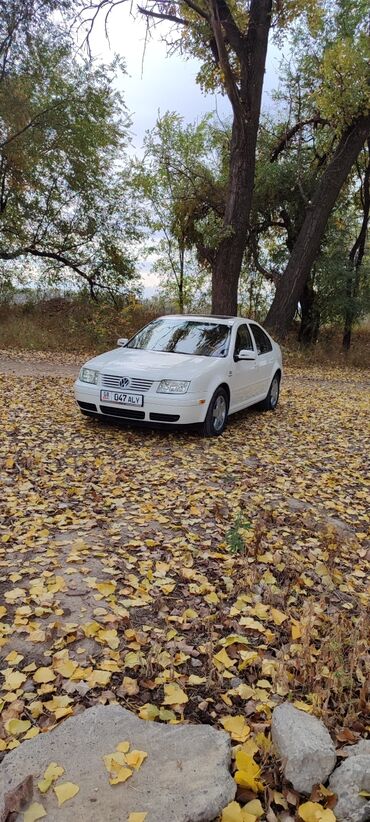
[259,373,280,411]
[201,387,229,437]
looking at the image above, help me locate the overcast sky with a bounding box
[87,8,282,290]
[88,8,282,150]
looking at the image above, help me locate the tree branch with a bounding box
[212,0,245,57]
[137,5,189,26]
[270,116,329,162]
[0,102,66,149]
[209,0,243,122]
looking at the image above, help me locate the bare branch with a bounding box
[270,116,329,162]
[137,5,189,26]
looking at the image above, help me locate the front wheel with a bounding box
[201,387,229,437]
[259,373,280,411]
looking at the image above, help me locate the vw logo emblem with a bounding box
[119,377,130,388]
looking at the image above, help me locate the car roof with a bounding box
[158,314,252,324]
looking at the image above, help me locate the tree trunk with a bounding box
[265,114,370,337]
[178,247,184,313]
[342,143,370,350]
[211,0,272,315]
[298,272,320,346]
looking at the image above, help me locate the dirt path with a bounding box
[0,353,80,377]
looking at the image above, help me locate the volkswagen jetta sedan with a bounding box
[74,315,282,436]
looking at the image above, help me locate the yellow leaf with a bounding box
[5,719,31,736]
[293,701,313,713]
[239,617,265,633]
[220,715,250,742]
[116,741,130,753]
[53,659,78,678]
[54,782,80,805]
[88,669,111,687]
[127,814,148,822]
[163,683,188,705]
[188,675,206,685]
[205,592,219,604]
[222,801,243,821]
[5,651,23,665]
[223,634,250,648]
[103,752,128,772]
[298,802,336,821]
[213,649,234,669]
[234,751,263,792]
[33,667,56,684]
[24,802,47,822]
[95,581,116,596]
[138,703,159,721]
[125,750,148,770]
[109,766,133,785]
[3,671,26,690]
[291,620,302,640]
[97,628,119,650]
[242,799,264,817]
[270,608,288,626]
[23,727,40,740]
[38,762,65,793]
[239,738,259,758]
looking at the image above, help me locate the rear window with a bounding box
[249,324,273,355]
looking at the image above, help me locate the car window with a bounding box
[249,324,273,355]
[234,324,254,356]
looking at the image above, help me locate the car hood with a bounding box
[83,347,223,380]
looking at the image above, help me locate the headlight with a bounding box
[79,367,99,385]
[157,380,190,394]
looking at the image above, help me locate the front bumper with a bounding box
[74,380,208,425]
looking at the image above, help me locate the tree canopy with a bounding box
[0,0,141,298]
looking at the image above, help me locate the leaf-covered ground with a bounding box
[0,355,369,821]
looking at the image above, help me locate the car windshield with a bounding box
[126,318,231,357]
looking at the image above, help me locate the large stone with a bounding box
[329,755,370,822]
[271,703,337,793]
[0,705,236,821]
[343,740,370,759]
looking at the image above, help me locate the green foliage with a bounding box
[226,512,251,555]
[134,112,228,310]
[0,0,141,296]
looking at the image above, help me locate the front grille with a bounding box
[100,405,145,420]
[149,413,180,422]
[102,374,153,392]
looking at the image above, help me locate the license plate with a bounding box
[100,390,144,407]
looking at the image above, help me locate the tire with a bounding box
[201,387,229,437]
[259,372,280,411]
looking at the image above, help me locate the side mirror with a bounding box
[117,338,128,347]
[236,349,256,361]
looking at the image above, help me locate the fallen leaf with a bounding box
[23,802,47,822]
[54,782,80,806]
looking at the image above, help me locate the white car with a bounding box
[74,314,282,436]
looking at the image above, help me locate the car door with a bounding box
[248,323,275,398]
[229,323,259,410]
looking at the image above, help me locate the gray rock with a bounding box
[0,705,235,822]
[271,703,337,793]
[329,755,370,822]
[343,740,370,759]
